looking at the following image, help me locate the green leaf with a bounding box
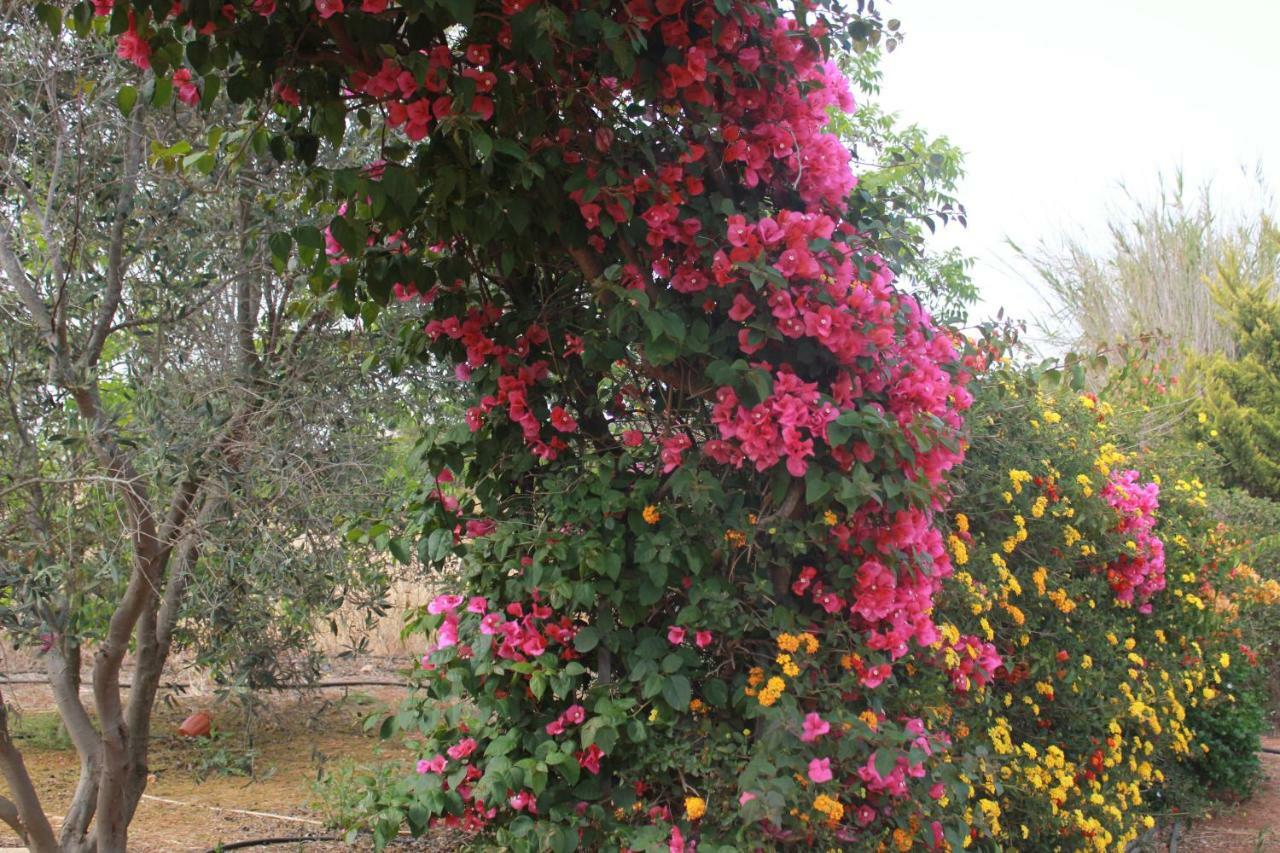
[267,231,293,266]
[199,73,221,110]
[874,749,898,779]
[116,85,138,116]
[388,537,411,565]
[661,675,691,711]
[804,469,831,504]
[573,626,600,653]
[440,0,475,26]
[35,3,62,36]
[293,225,325,251]
[151,77,174,108]
[486,731,517,757]
[424,528,454,564]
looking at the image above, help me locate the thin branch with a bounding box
[79,107,144,371]
[0,213,57,349]
[0,794,24,843]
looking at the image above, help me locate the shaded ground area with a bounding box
[1180,735,1280,852]
[5,661,1279,851]
[0,657,448,852]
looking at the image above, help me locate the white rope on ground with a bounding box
[138,794,325,826]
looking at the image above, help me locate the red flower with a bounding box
[549,406,578,433]
[314,0,344,18]
[576,743,604,774]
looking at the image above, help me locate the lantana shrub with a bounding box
[940,363,1266,849]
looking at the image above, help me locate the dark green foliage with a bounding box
[1196,249,1280,501]
[1185,688,1266,799]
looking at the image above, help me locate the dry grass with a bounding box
[1017,171,1280,363]
[315,578,436,659]
[0,668,421,852]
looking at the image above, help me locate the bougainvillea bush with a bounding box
[940,362,1270,849]
[84,0,1002,849]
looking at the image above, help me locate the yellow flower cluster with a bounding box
[751,674,786,707]
[1093,442,1126,475]
[684,796,706,821]
[1008,468,1033,493]
[750,633,822,707]
[776,632,819,654]
[812,794,843,823]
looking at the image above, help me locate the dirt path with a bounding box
[0,658,443,852]
[7,668,1278,852]
[1180,735,1280,852]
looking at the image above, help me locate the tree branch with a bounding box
[235,180,262,376]
[0,691,59,853]
[48,644,100,849]
[79,107,144,371]
[0,213,57,351]
[0,794,24,844]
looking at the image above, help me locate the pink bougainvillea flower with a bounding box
[520,632,546,657]
[508,790,536,812]
[314,0,344,18]
[447,738,478,760]
[172,69,200,106]
[562,704,585,725]
[549,406,578,433]
[435,614,459,649]
[116,19,151,70]
[427,594,464,614]
[738,791,757,805]
[659,434,692,473]
[728,292,756,321]
[576,743,604,774]
[800,712,830,743]
[807,757,833,783]
[361,0,389,11]
[465,518,496,538]
[622,429,644,447]
[694,630,713,648]
[417,754,446,774]
[667,625,686,645]
[859,663,892,689]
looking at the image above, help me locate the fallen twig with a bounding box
[0,675,410,690]
[201,835,338,852]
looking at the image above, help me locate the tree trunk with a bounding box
[48,645,100,850]
[0,693,59,853]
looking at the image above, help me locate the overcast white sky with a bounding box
[876,0,1280,343]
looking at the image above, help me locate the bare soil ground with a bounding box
[0,656,443,852]
[1180,734,1280,852]
[4,644,1277,852]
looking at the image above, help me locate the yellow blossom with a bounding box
[685,796,706,821]
[813,794,844,823]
